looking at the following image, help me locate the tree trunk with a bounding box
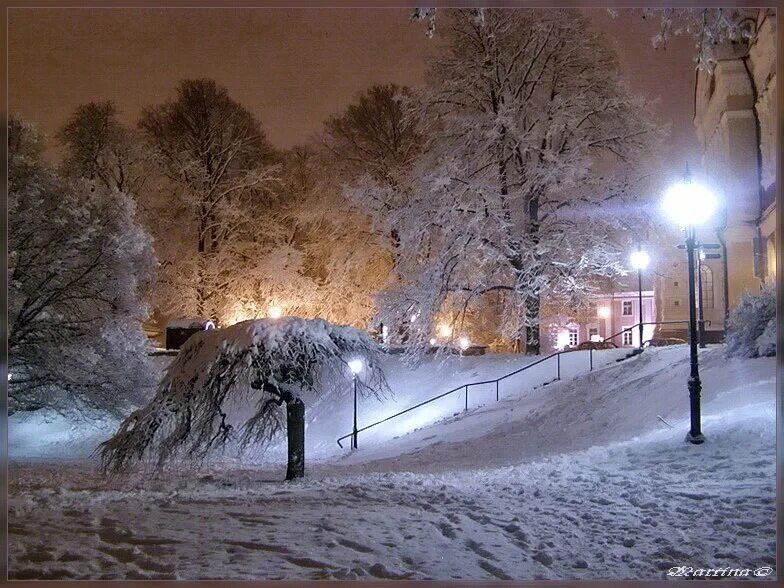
[525,293,540,355]
[196,203,207,317]
[524,187,541,356]
[285,398,305,480]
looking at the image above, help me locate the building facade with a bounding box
[545,290,656,353]
[659,10,776,338]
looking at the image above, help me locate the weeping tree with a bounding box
[98,318,387,479]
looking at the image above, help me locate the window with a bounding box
[622,301,633,316]
[589,327,598,338]
[700,265,714,310]
[568,328,578,347]
[622,331,633,346]
[673,300,680,307]
[673,281,679,287]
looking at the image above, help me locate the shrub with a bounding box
[726,287,776,358]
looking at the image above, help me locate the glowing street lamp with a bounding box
[597,306,611,319]
[458,336,471,351]
[268,305,283,319]
[630,249,650,350]
[348,358,364,449]
[348,359,364,375]
[662,170,717,445]
[437,323,453,338]
[662,180,717,228]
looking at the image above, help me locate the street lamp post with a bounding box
[662,171,717,445]
[630,249,650,350]
[697,249,706,349]
[348,359,364,449]
[684,226,704,443]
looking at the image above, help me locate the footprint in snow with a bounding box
[336,538,374,553]
[435,521,457,539]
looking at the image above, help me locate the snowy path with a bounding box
[8,347,776,580]
[8,408,775,580]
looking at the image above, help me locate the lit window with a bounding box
[622,301,633,316]
[622,331,633,346]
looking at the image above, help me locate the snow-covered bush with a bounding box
[726,287,776,358]
[8,116,157,415]
[98,318,388,476]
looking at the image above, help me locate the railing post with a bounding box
[465,385,469,411]
[557,353,561,380]
[496,380,499,402]
[589,348,593,371]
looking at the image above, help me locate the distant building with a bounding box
[660,10,776,339]
[545,289,656,353]
[654,254,727,343]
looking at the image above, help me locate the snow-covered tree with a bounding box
[270,146,393,328]
[726,287,776,358]
[354,9,664,354]
[415,7,775,71]
[98,318,388,479]
[320,83,424,263]
[58,101,149,195]
[8,116,157,414]
[320,84,422,185]
[138,79,280,322]
[630,8,775,70]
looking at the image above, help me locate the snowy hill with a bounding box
[7,344,776,580]
[324,345,775,472]
[8,347,626,460]
[9,345,773,469]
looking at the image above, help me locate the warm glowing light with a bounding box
[629,250,650,270]
[437,323,453,337]
[662,181,717,227]
[556,331,570,350]
[348,358,364,375]
[597,306,611,319]
[429,338,437,346]
[225,303,258,325]
[458,336,471,350]
[268,306,283,319]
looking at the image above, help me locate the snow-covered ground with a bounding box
[7,345,776,580]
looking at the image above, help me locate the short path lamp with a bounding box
[629,249,650,350]
[348,358,364,449]
[662,169,717,445]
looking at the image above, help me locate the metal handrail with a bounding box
[603,320,712,344]
[336,319,713,449]
[337,348,594,448]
